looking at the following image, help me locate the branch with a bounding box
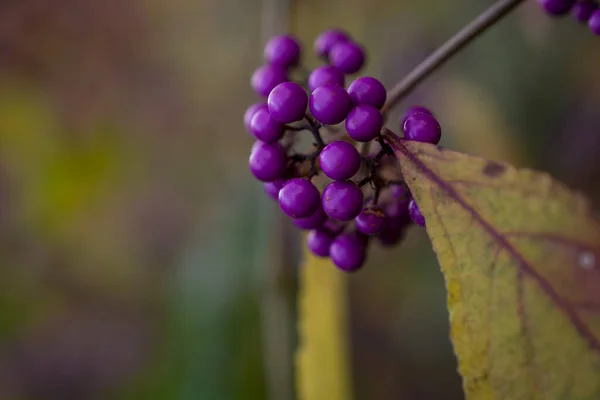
[382,0,527,114]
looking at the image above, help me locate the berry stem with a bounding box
[304,113,326,148]
[381,0,527,114]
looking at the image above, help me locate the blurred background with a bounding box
[0,0,599,399]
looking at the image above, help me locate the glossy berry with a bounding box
[347,77,387,109]
[538,0,576,15]
[251,64,288,97]
[319,141,361,181]
[293,205,327,230]
[322,181,364,221]
[330,233,366,272]
[268,82,308,124]
[314,29,349,58]
[408,199,425,227]
[346,105,383,142]
[590,9,600,33]
[403,112,442,144]
[249,141,287,182]
[355,207,386,235]
[278,178,321,218]
[264,35,301,67]
[244,102,267,133]
[264,179,286,200]
[309,83,352,125]
[307,230,334,257]
[329,41,365,74]
[402,105,433,125]
[572,0,598,21]
[308,65,345,92]
[250,108,284,143]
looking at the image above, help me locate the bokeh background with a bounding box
[0,0,599,399]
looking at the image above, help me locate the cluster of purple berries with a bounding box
[539,0,600,33]
[245,30,442,272]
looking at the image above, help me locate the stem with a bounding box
[382,0,527,114]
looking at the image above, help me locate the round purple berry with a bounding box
[309,83,352,125]
[250,108,284,143]
[377,217,407,247]
[264,35,301,67]
[347,77,387,109]
[293,205,327,230]
[249,141,287,182]
[244,102,267,133]
[330,233,366,272]
[538,0,576,15]
[307,229,334,257]
[278,178,321,219]
[408,199,425,227]
[402,106,434,126]
[314,29,349,58]
[251,64,288,97]
[590,9,600,33]
[572,0,598,21]
[308,65,345,92]
[329,41,365,74]
[319,141,361,181]
[264,179,286,200]
[355,207,385,235]
[322,181,364,221]
[403,112,442,144]
[268,82,308,124]
[345,105,383,142]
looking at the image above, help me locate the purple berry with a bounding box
[538,0,576,15]
[307,230,334,257]
[355,207,385,235]
[345,105,383,142]
[322,181,364,221]
[590,9,600,33]
[402,106,434,126]
[319,141,361,181]
[329,41,365,74]
[330,233,366,272]
[309,83,352,125]
[308,65,345,92]
[264,35,301,67]
[347,77,387,109]
[249,141,287,182]
[268,82,308,124]
[572,0,598,21]
[403,112,442,144]
[250,108,284,143]
[278,178,321,218]
[244,102,267,133]
[293,205,327,230]
[251,64,288,97]
[408,199,425,227]
[264,179,286,200]
[314,29,349,58]
[377,217,407,247]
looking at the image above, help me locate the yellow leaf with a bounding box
[296,248,352,400]
[384,131,600,400]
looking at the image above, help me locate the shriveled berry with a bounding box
[251,64,288,97]
[307,230,334,257]
[355,206,385,235]
[268,82,308,124]
[590,9,600,33]
[264,179,286,200]
[408,199,425,227]
[309,83,352,125]
[250,108,284,143]
[347,76,387,109]
[330,233,366,272]
[572,0,598,21]
[329,41,365,74]
[249,141,287,182]
[538,0,576,15]
[319,141,361,181]
[314,29,349,58]
[264,35,301,67]
[293,205,327,230]
[403,112,442,144]
[345,105,383,142]
[308,65,345,92]
[322,181,364,221]
[278,178,321,218]
[244,102,267,133]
